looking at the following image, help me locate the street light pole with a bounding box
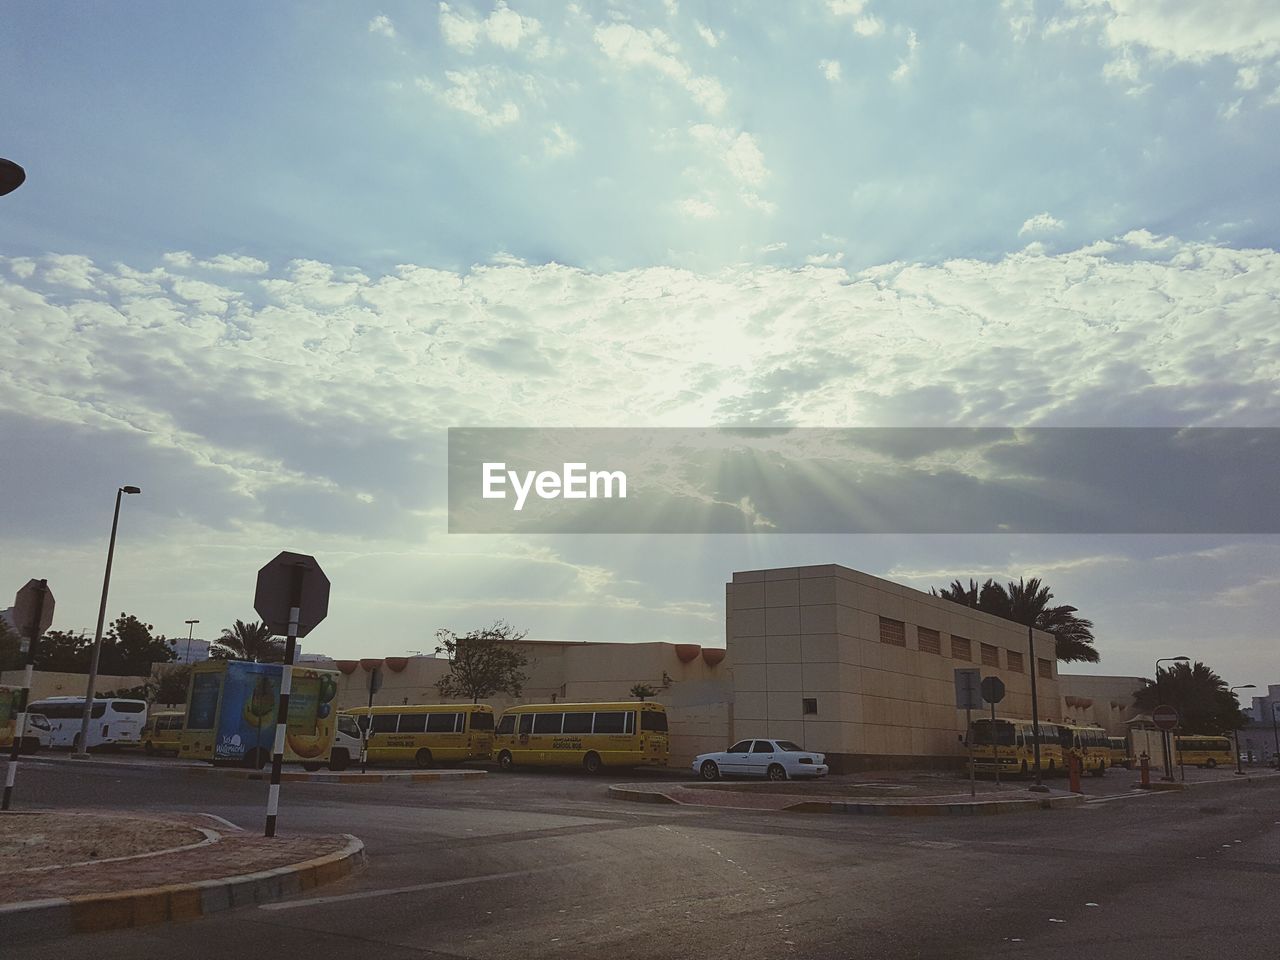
[72,485,141,759]
[1154,656,1189,782]
[1026,621,1048,793]
[184,619,200,663]
[1229,685,1256,776]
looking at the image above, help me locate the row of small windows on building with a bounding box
[878,617,1052,679]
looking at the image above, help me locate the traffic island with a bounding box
[0,810,364,941]
[609,781,1085,815]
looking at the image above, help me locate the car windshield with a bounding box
[774,741,806,752]
[28,715,51,730]
[337,716,360,738]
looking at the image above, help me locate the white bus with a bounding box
[26,696,148,750]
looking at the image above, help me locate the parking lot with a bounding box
[5,754,1279,959]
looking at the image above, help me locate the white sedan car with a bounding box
[692,739,829,782]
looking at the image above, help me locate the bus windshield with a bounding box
[971,723,1016,746]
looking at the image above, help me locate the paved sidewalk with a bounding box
[0,810,363,940]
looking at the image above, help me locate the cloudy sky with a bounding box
[3,1,1279,697]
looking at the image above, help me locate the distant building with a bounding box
[166,637,211,665]
[1241,684,1280,765]
[1057,674,1145,736]
[1,607,15,630]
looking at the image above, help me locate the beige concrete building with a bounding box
[727,565,1061,771]
[327,640,733,767]
[1057,674,1145,736]
[0,670,151,702]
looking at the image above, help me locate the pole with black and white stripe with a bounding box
[2,582,48,811]
[264,564,305,838]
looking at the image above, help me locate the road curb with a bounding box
[0,834,365,941]
[189,768,487,784]
[607,783,1085,814]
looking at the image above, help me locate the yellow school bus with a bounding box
[1107,736,1132,768]
[968,717,1068,777]
[1061,723,1109,777]
[141,710,184,756]
[344,704,495,768]
[493,701,669,773]
[1174,735,1232,769]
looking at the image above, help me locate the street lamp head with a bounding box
[185,618,200,624]
[1170,656,1190,662]
[1232,684,1257,690]
[121,485,141,495]
[0,158,25,197]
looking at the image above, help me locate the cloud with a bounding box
[163,251,269,274]
[368,14,396,40]
[438,2,542,54]
[541,123,578,158]
[891,29,919,83]
[819,59,842,83]
[678,198,718,219]
[594,23,727,115]
[827,0,884,37]
[417,68,523,128]
[1018,212,1064,236]
[695,22,720,48]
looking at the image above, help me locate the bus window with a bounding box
[469,712,494,732]
[426,712,458,733]
[641,711,668,733]
[594,712,625,734]
[399,713,428,733]
[518,713,534,735]
[371,714,399,734]
[532,713,564,735]
[496,714,516,735]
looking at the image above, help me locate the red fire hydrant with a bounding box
[1069,753,1082,793]
[1139,752,1150,788]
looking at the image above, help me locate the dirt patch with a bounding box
[0,813,204,872]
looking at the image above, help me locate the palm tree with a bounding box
[212,619,283,663]
[935,576,1100,663]
[1133,661,1245,735]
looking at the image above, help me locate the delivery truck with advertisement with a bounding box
[179,660,339,769]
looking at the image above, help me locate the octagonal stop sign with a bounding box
[12,579,55,640]
[253,551,329,638]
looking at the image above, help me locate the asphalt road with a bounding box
[6,760,1279,959]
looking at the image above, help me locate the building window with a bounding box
[951,635,972,661]
[1007,650,1024,673]
[980,643,1000,668]
[917,627,941,655]
[879,617,906,647]
[1038,658,1053,680]
[803,697,818,715]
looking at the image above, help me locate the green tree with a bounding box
[101,614,175,676]
[434,620,530,703]
[0,617,22,670]
[933,576,1100,663]
[1133,661,1246,735]
[212,619,282,663]
[629,683,657,701]
[34,629,93,672]
[153,664,192,705]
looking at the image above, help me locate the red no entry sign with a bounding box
[1152,704,1179,731]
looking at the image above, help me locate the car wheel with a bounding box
[583,752,603,774]
[415,748,433,769]
[497,750,514,771]
[700,760,721,781]
[1206,758,1217,769]
[144,740,155,756]
[329,749,350,772]
[766,763,787,782]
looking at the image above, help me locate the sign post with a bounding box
[3,579,55,810]
[361,666,383,774]
[981,676,1007,788]
[955,668,981,798]
[254,552,329,838]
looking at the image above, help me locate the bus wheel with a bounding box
[144,741,155,756]
[415,748,433,769]
[497,750,514,772]
[1093,761,1106,778]
[302,762,323,772]
[583,752,603,775]
[1205,758,1217,769]
[767,763,788,782]
[329,749,350,772]
[700,760,721,782]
